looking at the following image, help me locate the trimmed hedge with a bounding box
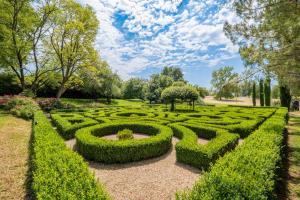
[176,107,288,200]
[51,113,98,139]
[169,123,239,170]
[31,111,110,200]
[75,122,173,163]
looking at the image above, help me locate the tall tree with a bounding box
[224,0,300,102]
[47,0,99,98]
[123,78,146,100]
[259,79,264,106]
[0,0,35,89]
[211,66,239,100]
[161,66,184,82]
[264,78,271,106]
[252,82,256,106]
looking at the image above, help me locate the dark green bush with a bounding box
[169,123,239,170]
[75,122,173,163]
[176,107,288,200]
[32,111,110,200]
[51,113,98,139]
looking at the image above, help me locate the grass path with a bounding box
[0,111,31,200]
[287,112,300,199]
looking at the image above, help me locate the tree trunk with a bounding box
[192,100,195,111]
[56,85,66,99]
[170,100,175,111]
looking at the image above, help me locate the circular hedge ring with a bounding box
[75,122,173,163]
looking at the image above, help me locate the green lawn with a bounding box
[288,112,300,199]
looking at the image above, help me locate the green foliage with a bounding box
[75,122,173,163]
[51,113,98,139]
[5,96,39,120]
[264,78,271,106]
[224,1,300,96]
[259,79,265,106]
[169,123,239,170]
[32,111,110,200]
[252,82,256,106]
[0,73,21,95]
[117,129,134,140]
[211,66,238,100]
[161,85,198,111]
[123,78,146,100]
[176,108,288,200]
[161,66,184,82]
[280,85,292,109]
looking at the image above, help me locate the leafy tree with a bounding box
[259,79,264,106]
[161,66,184,81]
[47,0,99,98]
[272,85,280,99]
[193,85,209,98]
[224,0,300,101]
[146,74,173,103]
[172,81,186,87]
[211,66,238,100]
[161,85,198,111]
[123,78,146,100]
[280,85,292,109]
[252,82,256,106]
[0,0,35,89]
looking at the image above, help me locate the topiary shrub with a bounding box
[75,122,173,163]
[117,129,134,140]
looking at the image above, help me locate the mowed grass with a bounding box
[288,112,300,199]
[0,110,31,200]
[60,98,146,108]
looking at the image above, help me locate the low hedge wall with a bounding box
[176,107,288,199]
[169,123,239,170]
[75,122,173,163]
[31,111,110,200]
[51,113,98,139]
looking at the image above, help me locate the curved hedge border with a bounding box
[75,122,173,163]
[176,108,288,200]
[51,113,98,139]
[31,111,110,200]
[169,123,239,170]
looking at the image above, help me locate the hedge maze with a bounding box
[31,105,287,199]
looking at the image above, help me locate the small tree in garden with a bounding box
[259,79,264,106]
[161,85,198,111]
[252,82,256,106]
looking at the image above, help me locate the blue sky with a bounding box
[78,0,244,88]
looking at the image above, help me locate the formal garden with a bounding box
[0,0,299,199]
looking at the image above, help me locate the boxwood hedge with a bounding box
[51,113,98,139]
[169,123,239,170]
[75,122,173,163]
[176,107,288,200]
[31,111,110,200]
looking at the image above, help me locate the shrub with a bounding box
[51,113,98,139]
[32,111,110,199]
[117,129,134,140]
[169,123,239,169]
[75,122,173,163]
[176,107,288,200]
[5,96,39,120]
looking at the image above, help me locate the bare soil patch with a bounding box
[0,114,31,200]
[66,138,200,200]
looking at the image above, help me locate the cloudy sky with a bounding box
[77,0,244,88]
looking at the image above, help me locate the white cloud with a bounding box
[77,0,240,79]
